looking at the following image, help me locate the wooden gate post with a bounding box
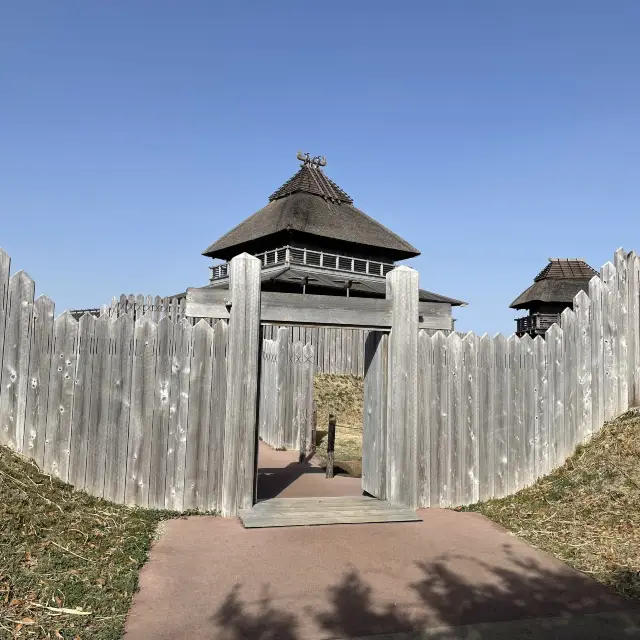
[386,266,419,508]
[221,253,262,516]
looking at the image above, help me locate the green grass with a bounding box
[314,374,364,463]
[0,446,186,639]
[463,409,640,602]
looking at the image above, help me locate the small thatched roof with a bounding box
[510,258,598,309]
[202,157,420,261]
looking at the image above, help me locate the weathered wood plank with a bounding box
[0,271,35,451]
[546,323,564,471]
[574,290,592,445]
[521,334,535,489]
[276,328,289,450]
[85,315,111,497]
[614,249,629,414]
[627,252,640,407]
[431,331,449,507]
[534,336,548,479]
[601,262,618,421]
[184,320,214,511]
[0,249,11,387]
[103,314,134,503]
[417,330,431,507]
[462,333,478,504]
[478,334,494,501]
[44,312,78,481]
[149,316,173,509]
[589,276,604,435]
[69,314,96,489]
[447,332,462,506]
[125,316,157,507]
[187,287,452,330]
[386,266,419,508]
[493,334,508,498]
[362,331,388,500]
[165,320,192,511]
[302,342,314,457]
[561,308,578,460]
[221,253,262,516]
[24,296,55,467]
[507,334,523,494]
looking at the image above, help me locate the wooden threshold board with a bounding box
[238,496,422,528]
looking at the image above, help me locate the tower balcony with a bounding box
[515,313,560,337]
[209,245,395,283]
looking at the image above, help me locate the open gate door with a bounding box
[362,331,389,499]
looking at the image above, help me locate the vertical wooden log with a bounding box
[85,315,111,498]
[301,342,314,460]
[589,276,604,434]
[534,336,548,479]
[417,330,431,507]
[627,252,640,406]
[477,335,492,501]
[221,253,261,516]
[574,290,592,444]
[126,316,157,507]
[362,331,388,499]
[184,320,214,510]
[447,332,462,506]
[69,313,96,489]
[506,335,522,494]
[493,334,508,498]
[103,314,134,503]
[601,262,618,421]
[44,312,78,481]
[461,333,478,504]
[431,331,449,507]
[275,327,289,450]
[614,248,629,413]
[25,296,55,467]
[311,400,317,457]
[561,308,578,460]
[326,413,336,478]
[148,316,173,509]
[385,266,419,507]
[0,271,35,451]
[165,320,192,511]
[0,249,11,371]
[521,334,535,489]
[546,323,565,471]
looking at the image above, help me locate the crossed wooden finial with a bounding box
[297,151,327,167]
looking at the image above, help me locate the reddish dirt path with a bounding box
[124,450,638,640]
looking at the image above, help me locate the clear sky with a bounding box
[1,1,639,335]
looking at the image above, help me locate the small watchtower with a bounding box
[511,258,598,337]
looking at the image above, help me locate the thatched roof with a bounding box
[510,259,598,309]
[202,159,420,261]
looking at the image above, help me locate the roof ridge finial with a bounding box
[296,150,327,168]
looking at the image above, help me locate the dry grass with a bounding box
[464,408,640,601]
[314,374,364,463]
[0,445,186,639]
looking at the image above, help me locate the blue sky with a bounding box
[1,1,639,335]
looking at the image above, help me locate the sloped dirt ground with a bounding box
[466,408,640,602]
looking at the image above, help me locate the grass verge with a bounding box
[463,408,640,601]
[0,445,183,639]
[314,374,364,464]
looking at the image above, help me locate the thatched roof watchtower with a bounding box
[511,258,598,337]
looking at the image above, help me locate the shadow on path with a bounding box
[212,544,639,639]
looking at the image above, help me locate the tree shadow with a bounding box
[211,544,639,639]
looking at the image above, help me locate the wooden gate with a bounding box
[258,328,315,453]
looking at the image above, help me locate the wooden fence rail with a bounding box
[258,329,314,451]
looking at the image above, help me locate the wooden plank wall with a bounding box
[416,249,639,508]
[258,333,315,452]
[0,247,229,512]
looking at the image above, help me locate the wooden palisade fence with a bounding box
[410,248,640,508]
[258,329,315,451]
[1,246,639,515]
